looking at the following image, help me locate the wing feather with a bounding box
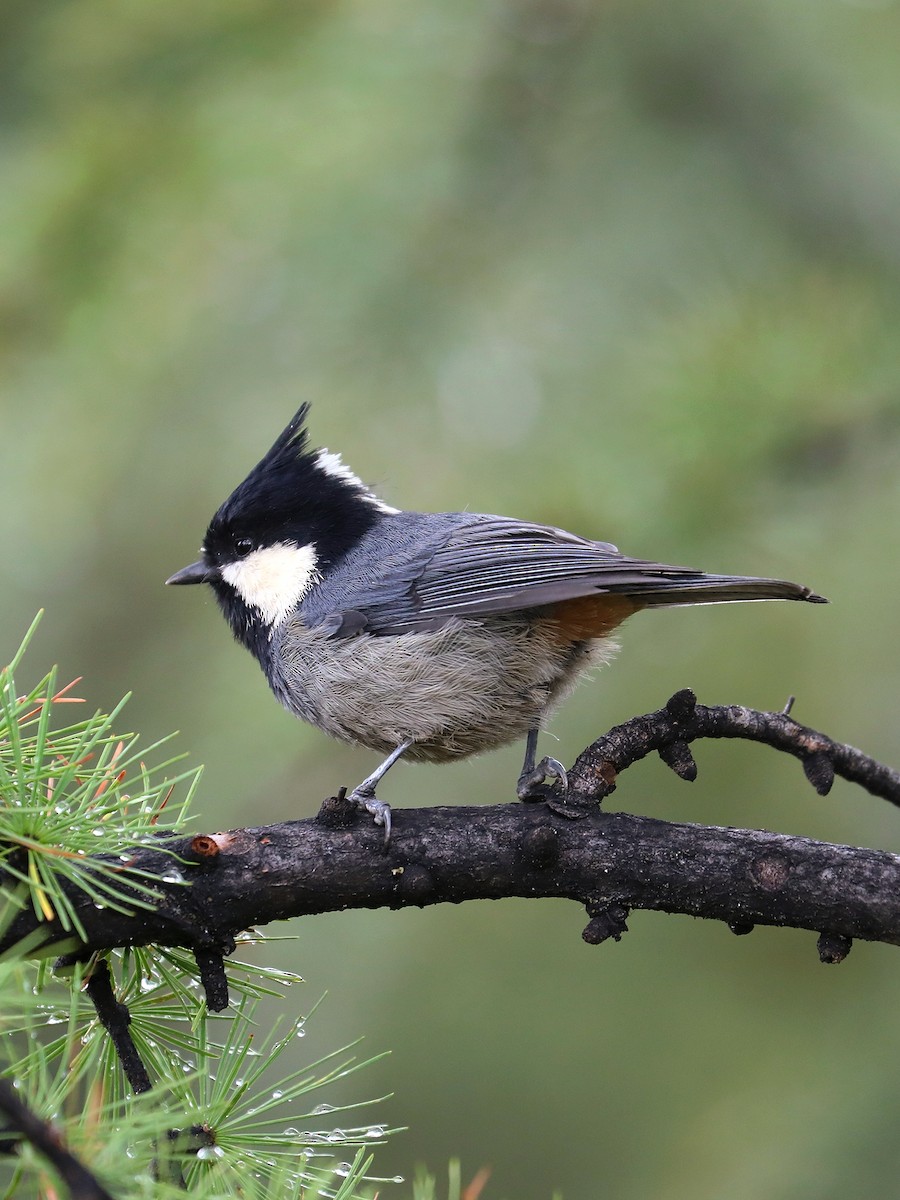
[341,515,818,635]
[304,513,822,638]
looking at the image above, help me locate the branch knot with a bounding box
[582,902,630,945]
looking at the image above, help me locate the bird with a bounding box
[167,405,825,842]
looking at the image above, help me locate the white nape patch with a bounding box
[221,542,320,629]
[315,449,399,514]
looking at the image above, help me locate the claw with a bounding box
[517,756,569,802]
[349,788,392,846]
[344,738,411,848]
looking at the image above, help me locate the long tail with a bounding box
[619,572,827,608]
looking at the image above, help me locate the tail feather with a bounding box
[624,574,827,608]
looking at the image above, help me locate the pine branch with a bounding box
[84,957,153,1095]
[0,1078,115,1200]
[1,693,898,971]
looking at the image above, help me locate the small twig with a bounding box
[84,958,152,1095]
[83,958,221,1186]
[194,945,232,1013]
[0,1076,115,1200]
[568,689,900,806]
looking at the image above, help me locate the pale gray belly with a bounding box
[267,615,618,761]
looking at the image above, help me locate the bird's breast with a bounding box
[265,611,620,760]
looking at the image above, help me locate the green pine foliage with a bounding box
[0,613,198,949]
[0,619,401,1198]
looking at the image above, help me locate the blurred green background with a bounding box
[3,0,900,1196]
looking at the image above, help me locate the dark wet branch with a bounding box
[85,957,153,1095]
[567,688,900,807]
[0,693,897,978]
[79,958,221,1186]
[193,944,233,1013]
[0,1077,115,1200]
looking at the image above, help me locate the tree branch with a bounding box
[566,689,900,807]
[0,1077,115,1200]
[84,957,153,1095]
[1,693,897,971]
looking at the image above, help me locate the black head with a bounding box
[167,404,392,655]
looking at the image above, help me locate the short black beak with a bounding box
[166,561,217,586]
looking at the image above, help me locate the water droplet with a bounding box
[311,1103,336,1115]
[271,1090,283,1100]
[365,1126,386,1139]
[391,1176,405,1184]
[196,1145,225,1161]
[283,1127,300,1137]
[161,868,184,884]
[91,828,104,837]
[334,1163,352,1177]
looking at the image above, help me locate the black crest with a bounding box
[214,403,314,528]
[203,404,384,569]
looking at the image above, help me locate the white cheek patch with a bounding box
[221,543,320,628]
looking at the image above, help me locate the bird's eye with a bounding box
[234,538,254,558]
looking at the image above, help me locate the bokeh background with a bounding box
[3,1,900,1196]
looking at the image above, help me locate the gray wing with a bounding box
[314,514,820,637]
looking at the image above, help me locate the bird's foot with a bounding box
[348,786,392,846]
[516,756,568,802]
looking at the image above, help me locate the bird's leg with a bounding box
[348,738,414,845]
[516,727,568,801]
